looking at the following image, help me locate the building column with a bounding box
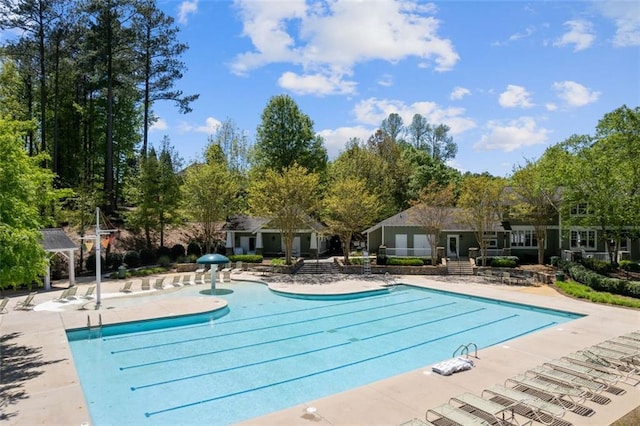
[44,262,51,290]
[256,232,263,255]
[226,231,234,256]
[68,249,76,286]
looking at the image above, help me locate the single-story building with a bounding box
[223,215,331,258]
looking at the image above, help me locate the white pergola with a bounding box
[41,228,78,289]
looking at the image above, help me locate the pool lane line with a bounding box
[143,317,555,419]
[118,301,459,370]
[130,307,490,391]
[109,295,439,354]
[103,290,405,341]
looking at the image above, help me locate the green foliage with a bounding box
[86,254,106,272]
[126,266,170,277]
[123,250,140,268]
[187,242,202,257]
[170,244,186,260]
[158,255,171,267]
[228,254,263,263]
[558,259,640,298]
[620,260,640,272]
[555,280,640,309]
[476,256,519,267]
[387,257,424,266]
[254,94,327,175]
[376,255,387,265]
[157,246,171,260]
[139,248,157,266]
[106,252,123,270]
[270,258,285,266]
[491,258,517,268]
[0,117,55,289]
[248,163,321,265]
[580,257,612,275]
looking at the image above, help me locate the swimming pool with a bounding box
[67,281,582,425]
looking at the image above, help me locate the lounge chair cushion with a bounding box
[432,357,474,376]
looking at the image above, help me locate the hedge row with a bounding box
[620,260,640,272]
[386,257,425,266]
[475,256,519,267]
[558,259,640,298]
[228,254,263,263]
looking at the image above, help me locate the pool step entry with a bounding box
[453,342,479,359]
[87,314,103,339]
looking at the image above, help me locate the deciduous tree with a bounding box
[458,175,506,261]
[323,178,380,263]
[248,164,321,265]
[409,182,457,265]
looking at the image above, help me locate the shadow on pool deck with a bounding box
[0,272,638,425]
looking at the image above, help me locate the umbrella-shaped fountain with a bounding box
[196,253,230,293]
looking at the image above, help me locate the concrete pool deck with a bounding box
[0,271,638,425]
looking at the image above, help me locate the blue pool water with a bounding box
[67,281,582,425]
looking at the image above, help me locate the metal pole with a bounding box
[95,207,101,308]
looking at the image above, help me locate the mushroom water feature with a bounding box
[196,253,230,293]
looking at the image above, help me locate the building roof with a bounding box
[223,214,328,233]
[41,228,78,252]
[364,205,508,234]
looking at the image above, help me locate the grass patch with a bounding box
[556,279,640,309]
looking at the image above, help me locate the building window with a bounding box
[570,203,592,216]
[511,229,538,248]
[483,231,497,248]
[570,230,596,250]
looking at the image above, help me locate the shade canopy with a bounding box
[197,253,230,264]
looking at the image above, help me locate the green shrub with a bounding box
[85,254,105,272]
[170,244,186,260]
[228,254,263,263]
[106,252,123,270]
[158,255,171,267]
[270,258,285,266]
[550,256,560,266]
[157,246,171,260]
[558,259,640,299]
[491,258,517,268]
[376,254,387,265]
[580,257,612,275]
[387,257,424,266]
[476,256,518,267]
[123,250,140,268]
[620,260,640,272]
[139,248,157,266]
[187,242,202,257]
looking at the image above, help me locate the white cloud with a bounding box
[178,0,198,25]
[509,25,536,42]
[595,0,640,47]
[450,86,470,100]
[278,71,357,95]
[149,118,168,132]
[554,20,595,51]
[178,117,221,134]
[552,81,600,107]
[231,0,459,95]
[318,126,373,159]
[498,85,534,108]
[545,103,558,111]
[377,74,394,87]
[353,97,476,135]
[474,117,550,152]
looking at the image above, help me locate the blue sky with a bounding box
[153,1,637,175]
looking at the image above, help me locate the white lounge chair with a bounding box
[0,297,9,314]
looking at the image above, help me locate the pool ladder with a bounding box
[453,342,479,359]
[87,314,103,339]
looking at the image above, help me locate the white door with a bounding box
[447,235,459,257]
[414,234,428,257]
[240,236,251,254]
[292,236,301,257]
[395,234,407,256]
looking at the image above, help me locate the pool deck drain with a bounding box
[0,271,638,426]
